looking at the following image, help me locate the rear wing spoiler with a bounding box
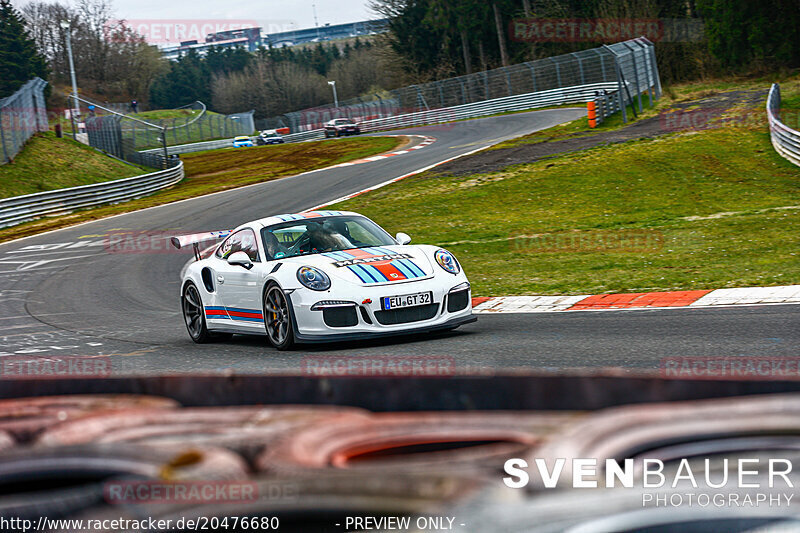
[170,230,231,260]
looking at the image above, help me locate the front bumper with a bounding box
[287,278,474,343]
[293,313,476,343]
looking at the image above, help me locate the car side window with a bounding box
[216,229,260,262]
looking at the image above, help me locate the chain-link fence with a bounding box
[79,99,255,169]
[0,78,49,165]
[262,38,658,133]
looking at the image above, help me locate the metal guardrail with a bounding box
[767,83,800,167]
[592,90,622,126]
[0,161,184,229]
[146,82,623,155]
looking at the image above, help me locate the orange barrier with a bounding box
[587,100,597,128]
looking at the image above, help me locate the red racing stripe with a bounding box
[370,262,408,281]
[226,310,263,319]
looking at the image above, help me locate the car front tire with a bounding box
[263,283,295,350]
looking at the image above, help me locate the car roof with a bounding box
[234,136,250,140]
[246,210,363,230]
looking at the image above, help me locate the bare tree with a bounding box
[21,0,167,104]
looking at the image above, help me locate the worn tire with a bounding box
[257,411,580,475]
[0,394,179,443]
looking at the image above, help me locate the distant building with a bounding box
[162,27,263,60]
[264,19,388,48]
[160,19,389,60]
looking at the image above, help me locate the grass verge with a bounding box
[0,132,145,198]
[332,120,800,296]
[0,136,402,243]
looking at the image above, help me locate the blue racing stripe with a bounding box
[371,246,395,254]
[399,259,426,277]
[224,307,262,314]
[391,260,415,279]
[348,264,373,283]
[362,264,389,282]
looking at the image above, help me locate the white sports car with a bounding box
[171,211,475,349]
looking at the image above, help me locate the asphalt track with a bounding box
[1,108,799,376]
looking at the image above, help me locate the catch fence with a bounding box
[262,37,659,133]
[0,78,49,164]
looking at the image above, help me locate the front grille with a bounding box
[447,290,470,313]
[375,303,439,325]
[322,306,358,327]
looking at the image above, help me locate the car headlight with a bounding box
[434,249,460,274]
[297,266,331,291]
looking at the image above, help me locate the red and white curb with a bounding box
[471,285,800,313]
[329,135,436,168]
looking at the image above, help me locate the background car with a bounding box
[172,211,474,350]
[232,135,254,147]
[256,130,285,145]
[324,118,361,137]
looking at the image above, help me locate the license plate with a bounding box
[382,291,433,310]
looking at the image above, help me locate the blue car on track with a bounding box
[232,136,254,148]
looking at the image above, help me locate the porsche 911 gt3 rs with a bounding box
[171,211,475,349]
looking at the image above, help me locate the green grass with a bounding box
[332,123,800,296]
[135,108,220,121]
[490,97,662,150]
[0,136,403,243]
[0,132,144,199]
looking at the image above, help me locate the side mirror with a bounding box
[395,232,411,245]
[227,251,253,270]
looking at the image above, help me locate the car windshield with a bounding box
[335,119,354,125]
[260,215,395,260]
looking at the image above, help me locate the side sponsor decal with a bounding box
[205,306,264,322]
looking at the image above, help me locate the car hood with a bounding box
[283,245,435,286]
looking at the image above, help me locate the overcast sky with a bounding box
[15,0,377,42]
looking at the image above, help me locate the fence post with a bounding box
[526,63,537,93]
[635,41,655,106]
[550,58,562,87]
[160,127,168,168]
[0,112,8,163]
[593,49,607,80]
[604,45,627,123]
[622,42,643,113]
[572,53,585,85]
[640,37,662,99]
